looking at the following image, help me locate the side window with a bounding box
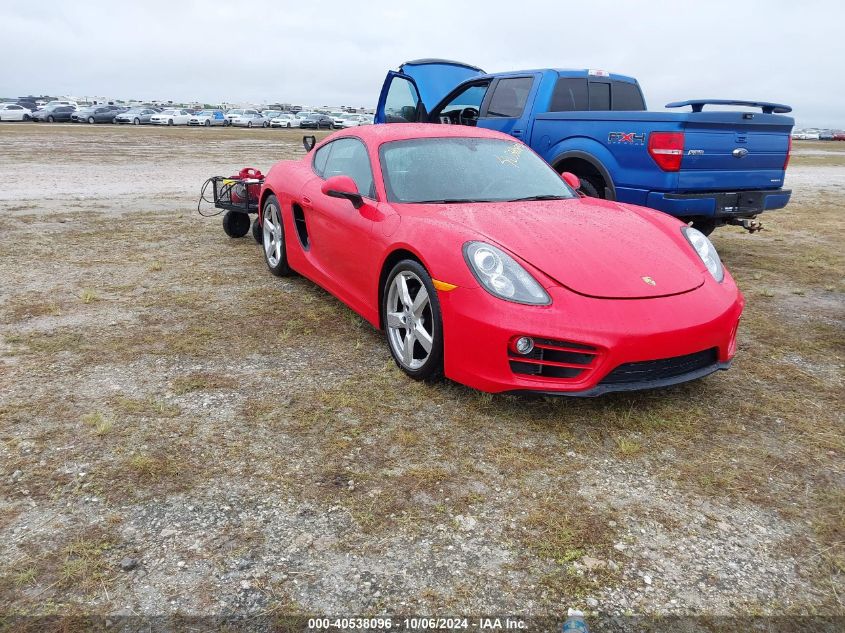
[611,81,645,111]
[384,76,420,123]
[486,77,533,118]
[434,83,489,125]
[588,82,611,110]
[549,78,588,111]
[322,138,375,198]
[312,143,332,177]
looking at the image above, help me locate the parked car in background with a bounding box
[299,114,335,129]
[819,130,834,141]
[261,110,283,121]
[230,112,270,128]
[72,105,123,123]
[327,112,347,128]
[223,109,260,126]
[188,109,227,126]
[32,105,76,122]
[834,132,845,141]
[114,107,159,125]
[150,108,191,125]
[0,103,32,121]
[270,113,299,128]
[44,99,79,109]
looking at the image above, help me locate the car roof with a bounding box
[328,122,517,146]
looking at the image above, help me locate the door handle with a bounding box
[512,129,522,136]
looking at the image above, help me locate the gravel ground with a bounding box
[0,125,842,630]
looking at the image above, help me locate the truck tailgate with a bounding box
[678,112,791,191]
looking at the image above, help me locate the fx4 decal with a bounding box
[608,132,645,145]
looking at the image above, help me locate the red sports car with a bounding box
[256,124,743,396]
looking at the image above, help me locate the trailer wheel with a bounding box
[222,211,250,238]
[252,217,263,243]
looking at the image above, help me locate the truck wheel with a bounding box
[252,217,263,243]
[691,219,718,236]
[222,211,250,238]
[577,178,601,198]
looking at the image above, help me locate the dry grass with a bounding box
[0,125,841,615]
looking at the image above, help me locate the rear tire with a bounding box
[222,211,250,238]
[252,217,262,244]
[691,219,718,236]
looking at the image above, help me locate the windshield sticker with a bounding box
[496,142,524,167]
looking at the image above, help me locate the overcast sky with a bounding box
[1,0,841,127]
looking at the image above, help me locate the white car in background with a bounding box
[150,108,191,125]
[339,113,373,128]
[0,103,32,121]
[270,113,299,128]
[224,108,259,126]
[188,109,227,126]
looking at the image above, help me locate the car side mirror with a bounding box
[561,172,581,190]
[321,175,364,209]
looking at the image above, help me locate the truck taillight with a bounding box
[648,132,685,171]
[784,136,791,170]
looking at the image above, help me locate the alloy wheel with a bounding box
[262,203,283,267]
[385,271,434,370]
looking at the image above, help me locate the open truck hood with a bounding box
[429,198,705,299]
[375,59,485,124]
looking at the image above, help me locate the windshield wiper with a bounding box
[412,198,492,204]
[506,195,571,202]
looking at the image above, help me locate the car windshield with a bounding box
[379,137,576,204]
[196,110,212,116]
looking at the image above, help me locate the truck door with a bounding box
[477,75,539,140]
[375,59,485,124]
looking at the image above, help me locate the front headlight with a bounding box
[682,226,724,282]
[463,241,551,305]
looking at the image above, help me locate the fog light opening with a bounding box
[514,336,535,355]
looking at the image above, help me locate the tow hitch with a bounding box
[728,218,764,233]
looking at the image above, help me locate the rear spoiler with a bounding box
[665,99,792,114]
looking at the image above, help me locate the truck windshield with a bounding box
[380,137,575,204]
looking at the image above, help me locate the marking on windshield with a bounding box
[495,143,524,167]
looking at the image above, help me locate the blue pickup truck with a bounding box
[374,59,794,234]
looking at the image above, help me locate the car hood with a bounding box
[428,198,704,299]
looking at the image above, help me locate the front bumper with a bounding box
[646,189,791,219]
[439,276,744,395]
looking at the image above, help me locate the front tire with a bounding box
[48,115,55,123]
[261,195,291,276]
[577,178,601,198]
[251,217,262,244]
[204,119,211,127]
[382,260,444,381]
[168,119,174,126]
[247,121,253,128]
[87,116,95,124]
[134,118,140,125]
[222,210,250,238]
